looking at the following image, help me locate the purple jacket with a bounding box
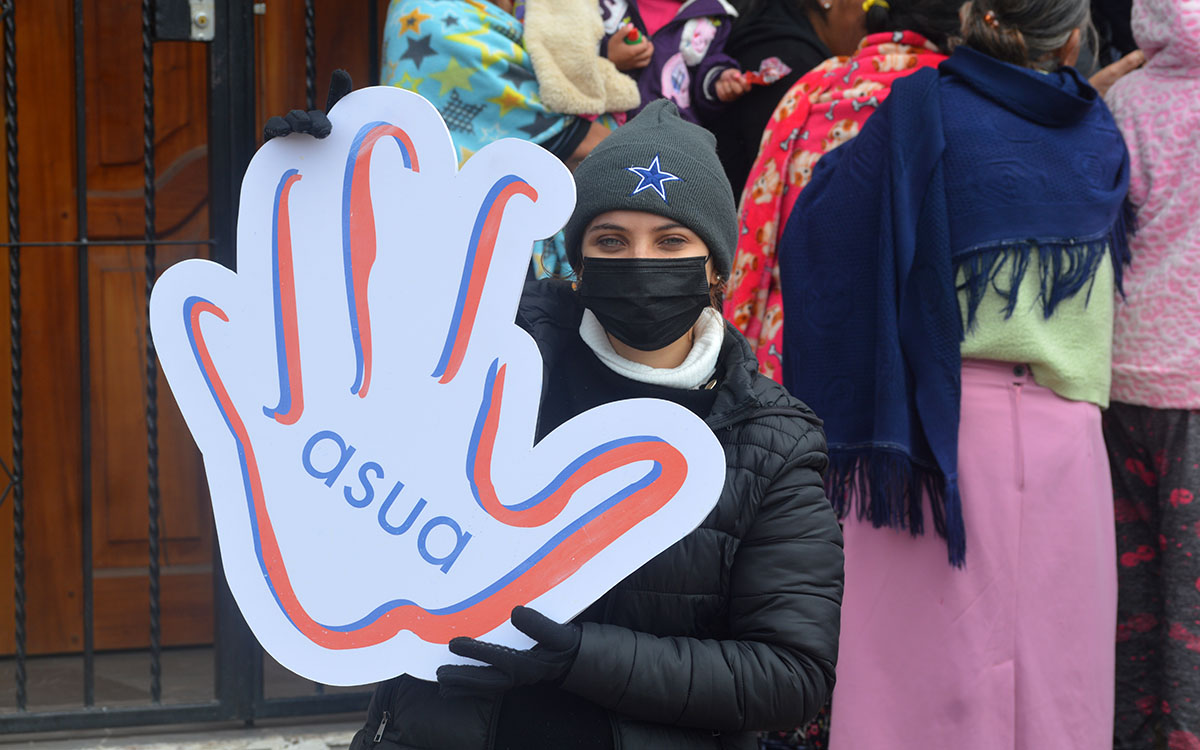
[600,0,739,125]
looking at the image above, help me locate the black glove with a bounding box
[262,69,354,141]
[436,606,581,698]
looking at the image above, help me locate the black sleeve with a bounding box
[540,116,592,163]
[1092,0,1135,58]
[560,423,844,731]
[716,40,831,191]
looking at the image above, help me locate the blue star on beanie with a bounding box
[626,155,681,202]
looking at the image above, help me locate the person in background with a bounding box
[724,0,961,383]
[713,0,867,192]
[1103,0,1200,745]
[1093,0,1135,64]
[599,0,750,125]
[382,0,612,276]
[779,0,1130,745]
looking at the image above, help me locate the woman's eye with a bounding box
[595,236,625,248]
[659,236,689,247]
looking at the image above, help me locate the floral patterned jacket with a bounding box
[722,32,945,382]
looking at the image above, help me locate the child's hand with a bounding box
[607,24,654,71]
[714,68,749,103]
[1089,49,1145,97]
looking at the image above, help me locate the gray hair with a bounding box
[960,0,1093,71]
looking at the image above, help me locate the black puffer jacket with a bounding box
[350,282,843,750]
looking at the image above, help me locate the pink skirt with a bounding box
[829,359,1117,749]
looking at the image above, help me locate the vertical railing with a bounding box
[74,0,95,709]
[141,0,162,706]
[209,0,259,723]
[4,0,24,716]
[304,0,316,110]
[368,0,381,86]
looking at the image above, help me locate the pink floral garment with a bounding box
[1105,0,1200,410]
[722,31,945,382]
[1104,403,1200,750]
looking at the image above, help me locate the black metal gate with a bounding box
[0,0,381,733]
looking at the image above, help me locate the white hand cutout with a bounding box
[149,87,726,686]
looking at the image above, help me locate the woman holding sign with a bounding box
[334,99,844,749]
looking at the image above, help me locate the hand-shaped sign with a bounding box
[149,87,726,686]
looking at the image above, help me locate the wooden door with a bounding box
[0,0,214,656]
[82,1,216,652]
[0,0,387,656]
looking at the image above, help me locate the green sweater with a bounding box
[959,248,1113,407]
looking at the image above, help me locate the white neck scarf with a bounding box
[579,307,725,390]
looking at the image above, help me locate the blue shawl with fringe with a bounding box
[777,45,1131,566]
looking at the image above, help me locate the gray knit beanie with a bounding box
[564,99,738,278]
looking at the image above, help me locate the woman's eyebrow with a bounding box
[654,223,688,232]
[587,223,627,233]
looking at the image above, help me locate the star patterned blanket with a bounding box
[384,0,605,277]
[383,0,574,165]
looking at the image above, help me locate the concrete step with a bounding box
[0,720,359,750]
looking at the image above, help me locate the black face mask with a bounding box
[576,256,712,352]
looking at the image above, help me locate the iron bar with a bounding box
[304,0,315,110]
[74,0,95,708]
[4,0,25,714]
[214,566,256,724]
[208,0,258,719]
[206,0,256,267]
[0,455,13,508]
[250,640,264,724]
[141,0,162,705]
[368,0,380,86]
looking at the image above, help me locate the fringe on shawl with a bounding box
[824,209,1135,570]
[955,209,1136,332]
[826,448,965,567]
[1113,196,1136,284]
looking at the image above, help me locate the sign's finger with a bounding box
[312,86,461,398]
[427,139,575,386]
[340,120,420,398]
[250,87,461,407]
[430,173,540,384]
[237,150,354,408]
[262,169,305,424]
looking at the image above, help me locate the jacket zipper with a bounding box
[373,710,391,744]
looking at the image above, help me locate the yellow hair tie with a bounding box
[862,0,890,11]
